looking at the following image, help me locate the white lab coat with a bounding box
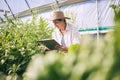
[52,23,80,47]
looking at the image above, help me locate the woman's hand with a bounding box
[44,46,50,51]
[55,45,68,52]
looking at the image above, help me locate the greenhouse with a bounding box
[0,0,120,80]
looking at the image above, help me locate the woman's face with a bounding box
[53,19,66,30]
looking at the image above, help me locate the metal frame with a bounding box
[96,0,100,41]
[15,0,86,18]
[25,0,33,13]
[4,0,15,19]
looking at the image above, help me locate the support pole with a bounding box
[55,0,60,11]
[96,0,99,41]
[4,0,15,19]
[25,0,33,13]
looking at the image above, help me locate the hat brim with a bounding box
[49,17,70,21]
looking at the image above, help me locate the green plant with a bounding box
[0,14,53,79]
[106,4,120,80]
[23,33,115,80]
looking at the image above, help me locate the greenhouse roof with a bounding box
[0,0,55,18]
[0,0,86,22]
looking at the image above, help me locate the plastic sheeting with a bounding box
[0,0,55,18]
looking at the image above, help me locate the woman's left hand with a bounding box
[55,45,68,52]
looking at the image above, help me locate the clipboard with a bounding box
[38,39,60,50]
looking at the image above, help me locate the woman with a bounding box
[51,11,80,52]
